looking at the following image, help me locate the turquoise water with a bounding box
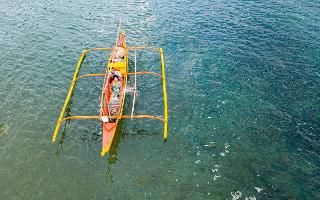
[1,0,319,199]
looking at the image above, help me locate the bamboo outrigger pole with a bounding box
[52,50,88,142]
[159,48,168,141]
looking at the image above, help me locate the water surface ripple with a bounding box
[0,0,319,199]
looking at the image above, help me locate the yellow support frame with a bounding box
[52,50,88,142]
[52,47,169,145]
[159,48,168,141]
[61,114,165,122]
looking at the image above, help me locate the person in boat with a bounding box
[111,75,121,97]
[112,32,126,62]
[112,46,125,62]
[109,74,121,122]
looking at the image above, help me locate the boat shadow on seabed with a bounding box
[54,104,125,166]
[53,97,125,166]
[55,99,73,156]
[105,119,126,182]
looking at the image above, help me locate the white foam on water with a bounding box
[231,191,242,200]
[213,175,221,180]
[211,168,218,173]
[254,187,263,193]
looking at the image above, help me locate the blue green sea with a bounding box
[0,0,319,199]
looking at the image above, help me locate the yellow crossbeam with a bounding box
[76,71,162,80]
[77,46,159,52]
[62,115,165,122]
[127,46,159,51]
[87,47,114,52]
[128,71,162,78]
[52,50,88,142]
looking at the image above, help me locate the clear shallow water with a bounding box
[0,0,319,199]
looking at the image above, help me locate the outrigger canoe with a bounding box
[51,22,168,157]
[101,32,128,156]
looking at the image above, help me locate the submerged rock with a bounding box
[0,124,9,137]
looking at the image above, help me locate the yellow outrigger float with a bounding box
[51,24,168,157]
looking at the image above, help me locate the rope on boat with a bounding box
[131,50,137,118]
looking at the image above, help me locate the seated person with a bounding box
[109,75,121,121]
[111,75,121,97]
[112,47,125,62]
[109,69,122,81]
